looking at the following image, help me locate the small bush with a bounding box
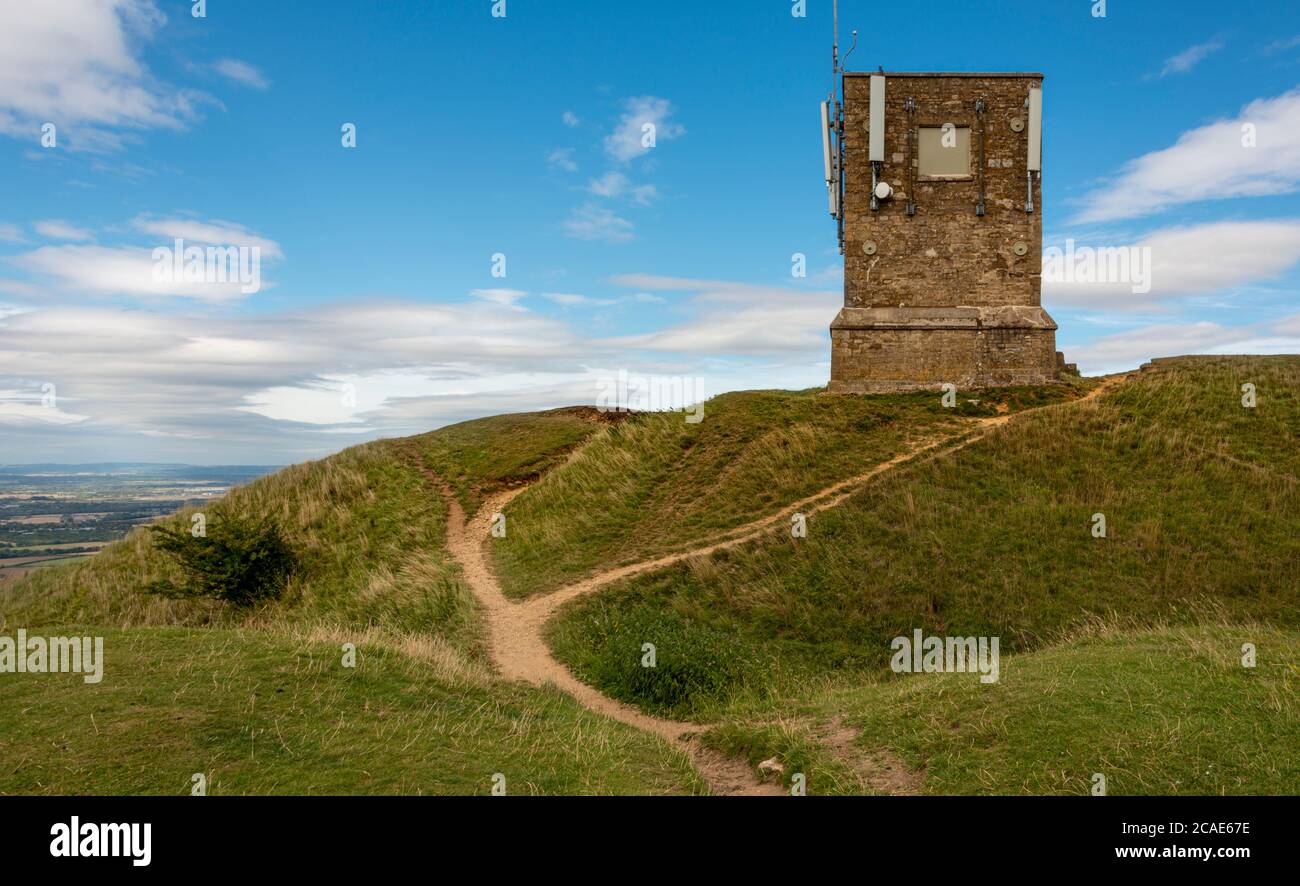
[148,514,296,606]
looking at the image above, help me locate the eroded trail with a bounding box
[422,376,1129,796]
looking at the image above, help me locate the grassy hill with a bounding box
[549,356,1299,723]
[2,355,1296,795]
[703,623,1298,795]
[488,384,1085,599]
[0,626,702,795]
[0,408,701,795]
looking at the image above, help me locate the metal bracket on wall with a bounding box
[905,97,916,216]
[975,99,987,217]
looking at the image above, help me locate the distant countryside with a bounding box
[0,466,277,584]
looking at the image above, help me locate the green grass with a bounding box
[4,355,1294,795]
[0,407,710,796]
[492,384,1086,599]
[2,441,476,653]
[402,407,608,513]
[701,624,1300,795]
[550,357,1300,721]
[0,627,704,796]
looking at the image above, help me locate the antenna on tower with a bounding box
[823,0,848,252]
[832,0,838,85]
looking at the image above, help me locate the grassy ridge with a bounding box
[2,441,475,652]
[549,357,1300,721]
[703,624,1300,795]
[0,627,703,795]
[5,357,1296,795]
[492,385,1085,599]
[402,407,607,513]
[0,409,704,796]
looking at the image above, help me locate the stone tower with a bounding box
[828,72,1060,393]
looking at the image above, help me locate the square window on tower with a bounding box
[917,125,972,180]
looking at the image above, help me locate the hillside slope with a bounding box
[3,356,1295,795]
[0,408,701,795]
[704,623,1298,795]
[488,384,1086,599]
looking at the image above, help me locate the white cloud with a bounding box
[604,96,684,162]
[562,111,580,127]
[0,271,846,461]
[0,279,40,297]
[12,244,255,302]
[211,58,269,90]
[1066,315,1300,376]
[1262,35,1300,56]
[547,148,577,172]
[0,383,91,427]
[0,223,23,243]
[588,171,629,197]
[0,0,205,150]
[609,274,715,291]
[132,216,283,258]
[0,299,593,457]
[1043,220,1300,309]
[607,276,839,354]
[0,392,89,427]
[631,184,659,206]
[1073,88,1300,223]
[469,288,528,307]
[563,204,635,243]
[9,216,282,302]
[1159,40,1223,77]
[542,292,617,307]
[586,171,658,205]
[35,220,95,241]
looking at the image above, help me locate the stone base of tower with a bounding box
[828,305,1060,393]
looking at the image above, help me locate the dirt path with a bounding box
[421,374,1130,796]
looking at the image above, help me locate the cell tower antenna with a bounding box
[831,0,839,94]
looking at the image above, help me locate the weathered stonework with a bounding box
[829,72,1060,393]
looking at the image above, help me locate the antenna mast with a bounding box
[829,0,846,253]
[832,0,838,88]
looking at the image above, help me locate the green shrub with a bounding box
[147,514,296,606]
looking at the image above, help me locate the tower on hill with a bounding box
[822,71,1061,392]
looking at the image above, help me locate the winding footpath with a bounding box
[419,375,1130,795]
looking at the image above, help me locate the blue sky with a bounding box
[2,0,1299,463]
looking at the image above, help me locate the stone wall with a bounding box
[829,327,1058,393]
[829,72,1060,392]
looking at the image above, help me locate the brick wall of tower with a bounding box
[841,73,1045,309]
[828,72,1059,393]
[830,326,1058,392]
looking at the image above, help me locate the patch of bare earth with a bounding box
[821,717,924,796]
